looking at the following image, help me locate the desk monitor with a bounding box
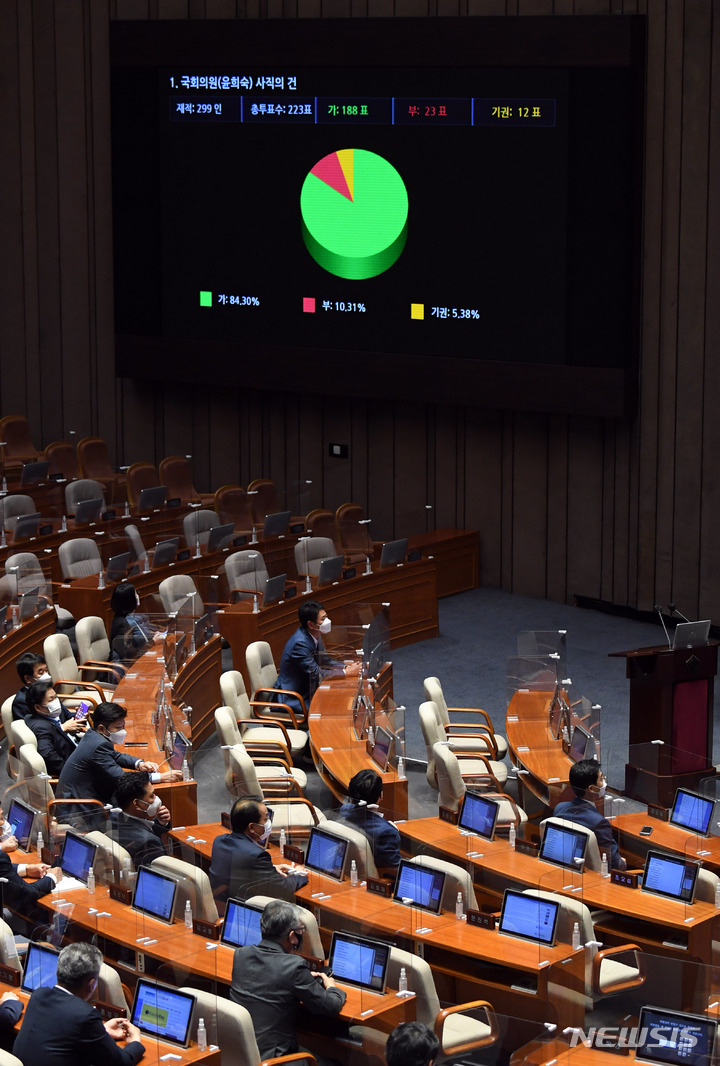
[151,538,179,569]
[305,826,348,882]
[193,612,212,649]
[539,821,588,870]
[13,513,41,541]
[220,898,264,948]
[7,797,37,851]
[353,694,374,741]
[60,830,98,884]
[261,510,291,538]
[131,979,195,1048]
[672,620,711,650]
[635,1006,716,1066]
[328,931,390,995]
[379,538,408,569]
[458,792,500,841]
[263,574,287,607]
[18,587,40,621]
[169,731,190,772]
[21,942,59,993]
[20,460,49,486]
[568,723,596,763]
[318,555,344,585]
[669,788,714,836]
[74,497,104,524]
[370,725,394,772]
[393,860,446,914]
[138,485,167,512]
[132,865,178,923]
[642,851,699,904]
[106,551,130,583]
[206,521,235,553]
[498,889,559,946]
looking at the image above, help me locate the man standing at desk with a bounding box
[275,601,359,719]
[229,899,345,1063]
[554,758,627,870]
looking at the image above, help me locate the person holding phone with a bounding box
[24,679,87,776]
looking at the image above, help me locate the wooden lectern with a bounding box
[610,641,720,806]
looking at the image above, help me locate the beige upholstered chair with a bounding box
[225,551,269,600]
[224,747,324,843]
[0,495,35,532]
[58,538,102,579]
[158,574,203,617]
[5,551,74,628]
[423,676,508,759]
[539,815,602,873]
[64,479,106,515]
[86,830,133,885]
[182,508,220,549]
[432,743,514,814]
[219,670,306,759]
[43,632,116,701]
[294,537,336,578]
[214,707,307,795]
[245,641,307,725]
[420,703,508,790]
[151,855,219,923]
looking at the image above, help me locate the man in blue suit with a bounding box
[274,601,359,719]
[554,758,626,870]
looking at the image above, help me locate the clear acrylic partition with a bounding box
[321,601,390,679]
[0,553,56,629]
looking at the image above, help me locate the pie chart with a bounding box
[300,148,408,280]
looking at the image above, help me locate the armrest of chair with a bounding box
[252,687,308,721]
[254,770,305,799]
[444,724,498,759]
[78,661,123,684]
[446,706,497,732]
[260,1054,317,1066]
[240,733,293,765]
[249,699,300,730]
[434,999,499,1054]
[239,716,293,750]
[591,943,645,995]
[455,753,501,791]
[486,791,524,828]
[53,680,103,703]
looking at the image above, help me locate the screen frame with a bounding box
[392,859,446,914]
[641,850,700,905]
[130,979,196,1048]
[498,888,559,946]
[304,826,349,882]
[328,930,390,994]
[132,865,179,924]
[669,788,714,836]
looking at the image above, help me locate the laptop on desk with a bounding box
[132,865,178,924]
[220,899,263,948]
[641,851,700,904]
[458,792,500,841]
[498,889,559,946]
[305,826,348,882]
[53,830,98,893]
[21,942,59,993]
[328,931,390,995]
[130,979,195,1048]
[669,788,714,836]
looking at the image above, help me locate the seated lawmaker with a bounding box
[0,798,60,931]
[57,702,182,807]
[275,600,359,717]
[554,758,626,870]
[13,942,145,1066]
[387,1023,440,1066]
[336,769,400,874]
[24,679,87,776]
[209,796,308,909]
[110,581,162,663]
[12,651,51,720]
[110,771,171,868]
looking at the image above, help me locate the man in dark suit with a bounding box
[57,702,181,807]
[209,796,308,908]
[336,768,401,874]
[0,842,60,930]
[24,679,87,776]
[229,899,345,1062]
[13,942,145,1066]
[11,651,50,721]
[110,771,171,868]
[554,758,626,870]
[274,600,359,718]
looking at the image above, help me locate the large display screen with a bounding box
[111,18,644,414]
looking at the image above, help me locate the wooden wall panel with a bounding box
[2,0,720,623]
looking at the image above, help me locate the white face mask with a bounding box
[46,698,62,718]
[318,617,332,635]
[143,796,162,819]
[596,784,607,799]
[36,672,51,683]
[107,728,127,746]
[257,818,272,845]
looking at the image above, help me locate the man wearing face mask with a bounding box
[554,758,627,870]
[13,942,145,1066]
[24,679,87,776]
[274,600,360,720]
[110,771,172,868]
[209,796,308,908]
[12,651,51,720]
[230,899,345,1064]
[56,702,182,808]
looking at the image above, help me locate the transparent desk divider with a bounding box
[627,740,716,809]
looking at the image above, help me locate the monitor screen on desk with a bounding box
[635,1006,716,1066]
[151,538,178,569]
[21,942,59,992]
[138,485,168,512]
[539,822,588,870]
[131,979,195,1048]
[458,792,499,841]
[261,511,291,538]
[498,889,559,946]
[305,826,348,881]
[318,555,344,585]
[670,789,714,836]
[379,538,408,569]
[262,574,287,607]
[7,798,37,851]
[169,731,190,772]
[206,521,235,553]
[370,725,394,772]
[393,861,446,914]
[642,851,699,904]
[568,723,596,762]
[73,497,104,524]
[221,899,263,948]
[133,865,178,923]
[329,931,390,994]
[60,830,97,884]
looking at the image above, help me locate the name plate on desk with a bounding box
[221,811,231,830]
[439,806,458,826]
[0,964,20,987]
[109,883,133,905]
[611,870,638,889]
[466,908,495,930]
[41,845,61,865]
[94,999,127,1021]
[366,877,393,898]
[193,917,221,940]
[283,844,304,865]
[515,838,539,857]
[648,804,669,821]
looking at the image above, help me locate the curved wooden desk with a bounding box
[308,676,408,821]
[505,689,576,816]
